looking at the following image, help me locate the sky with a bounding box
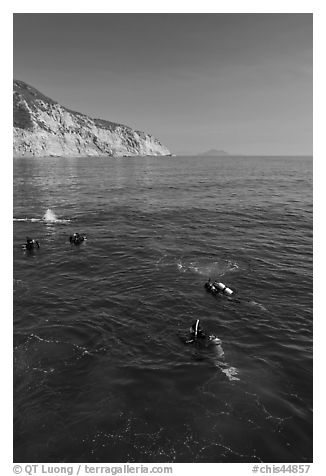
[13,13,312,155]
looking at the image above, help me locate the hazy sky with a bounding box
[13,13,312,155]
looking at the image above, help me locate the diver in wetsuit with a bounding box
[205,278,217,293]
[69,233,87,245]
[23,237,40,250]
[185,319,225,359]
[205,278,234,296]
[186,319,206,343]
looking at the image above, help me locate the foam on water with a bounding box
[220,365,240,381]
[13,217,42,222]
[176,258,239,277]
[13,208,70,224]
[43,208,58,222]
[249,301,268,312]
[43,208,70,223]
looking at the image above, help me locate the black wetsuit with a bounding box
[24,238,40,250]
[69,233,86,244]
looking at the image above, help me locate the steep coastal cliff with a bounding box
[13,80,171,158]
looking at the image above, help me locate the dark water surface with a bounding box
[13,156,312,463]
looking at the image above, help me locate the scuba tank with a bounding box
[215,282,233,296]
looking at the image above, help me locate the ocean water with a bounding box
[13,156,313,463]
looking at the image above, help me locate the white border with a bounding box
[4,2,322,473]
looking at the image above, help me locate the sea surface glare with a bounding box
[13,156,312,463]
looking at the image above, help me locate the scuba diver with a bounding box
[22,237,40,250]
[205,278,234,296]
[184,320,239,379]
[69,233,87,245]
[185,319,225,359]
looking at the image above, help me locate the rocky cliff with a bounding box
[13,80,171,158]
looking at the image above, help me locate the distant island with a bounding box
[200,149,230,156]
[13,79,171,158]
